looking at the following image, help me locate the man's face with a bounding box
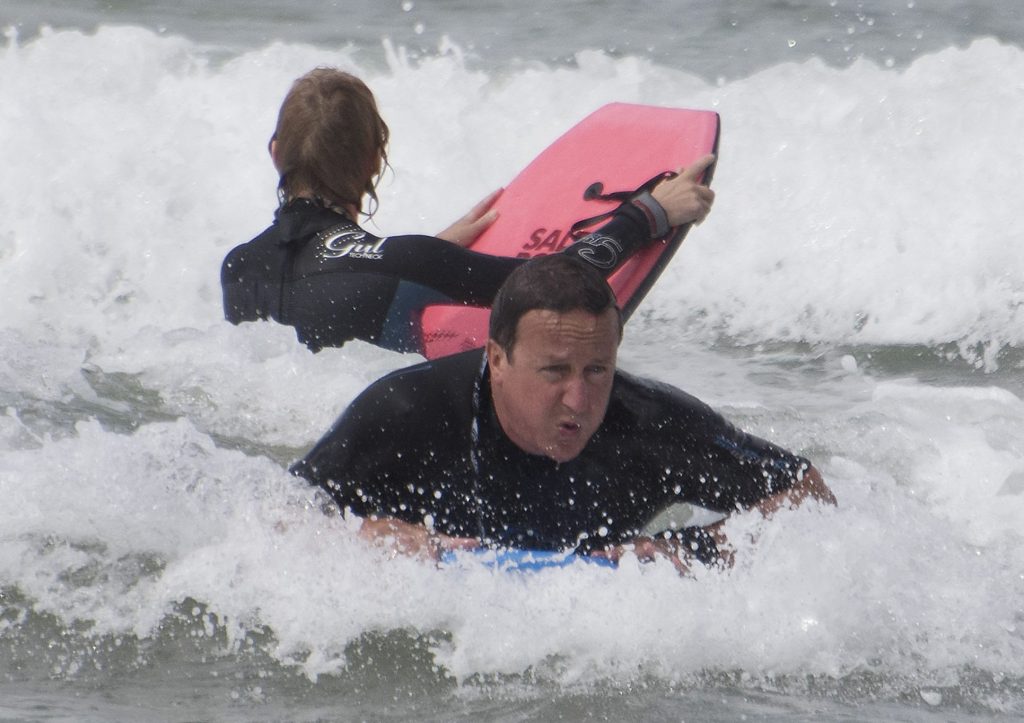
[487,307,619,463]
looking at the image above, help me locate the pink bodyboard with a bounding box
[420,102,720,359]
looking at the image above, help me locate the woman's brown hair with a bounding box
[273,68,390,217]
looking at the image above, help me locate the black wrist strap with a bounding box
[630,190,671,239]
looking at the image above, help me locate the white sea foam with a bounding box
[3,29,1022,362]
[2,414,1022,686]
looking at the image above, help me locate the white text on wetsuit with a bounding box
[320,228,388,260]
[575,233,623,269]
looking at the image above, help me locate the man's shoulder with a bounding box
[354,348,485,419]
[372,347,484,385]
[610,368,721,426]
[291,348,485,486]
[606,368,809,485]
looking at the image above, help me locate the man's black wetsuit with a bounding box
[221,198,657,353]
[291,349,811,559]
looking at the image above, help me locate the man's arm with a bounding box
[593,466,835,575]
[753,464,836,517]
[695,465,835,569]
[363,467,834,567]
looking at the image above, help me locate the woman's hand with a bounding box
[650,154,717,227]
[436,188,503,247]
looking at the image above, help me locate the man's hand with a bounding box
[591,536,695,576]
[436,188,503,247]
[755,465,836,518]
[650,154,716,227]
[358,516,481,561]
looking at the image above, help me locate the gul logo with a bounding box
[319,227,388,260]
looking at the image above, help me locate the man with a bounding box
[291,255,835,571]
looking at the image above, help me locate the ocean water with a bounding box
[2,1,1024,721]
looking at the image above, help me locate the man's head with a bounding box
[486,255,623,463]
[271,68,390,216]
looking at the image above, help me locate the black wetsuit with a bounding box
[291,349,811,560]
[221,199,655,353]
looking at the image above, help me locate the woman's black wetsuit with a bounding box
[221,197,658,353]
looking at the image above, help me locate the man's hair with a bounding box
[273,68,390,216]
[488,255,623,357]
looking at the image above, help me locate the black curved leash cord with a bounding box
[568,171,678,239]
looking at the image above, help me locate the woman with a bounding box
[221,68,714,354]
